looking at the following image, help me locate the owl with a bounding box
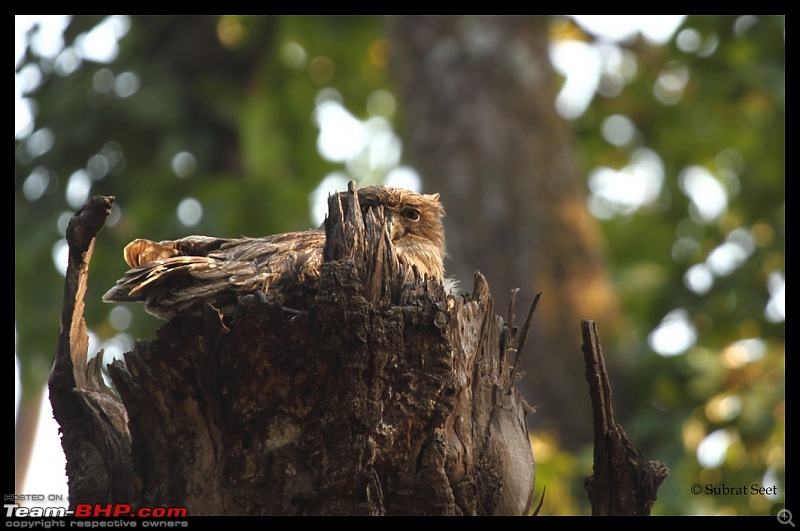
[102,185,446,319]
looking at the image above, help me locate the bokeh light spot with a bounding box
[177,197,203,227]
[705,393,743,423]
[113,71,140,98]
[697,34,719,57]
[280,42,307,71]
[26,128,55,159]
[22,167,51,202]
[649,309,697,356]
[362,117,401,171]
[65,170,92,209]
[676,28,702,53]
[684,264,713,295]
[54,47,82,76]
[52,238,69,276]
[22,15,70,61]
[680,166,728,223]
[550,39,600,119]
[733,16,759,36]
[56,211,72,235]
[601,114,637,147]
[764,273,785,323]
[721,338,767,369]
[109,306,133,331]
[314,100,366,162]
[309,56,335,84]
[587,148,664,219]
[654,62,689,105]
[92,68,114,93]
[87,153,110,180]
[385,167,421,192]
[15,96,35,140]
[77,16,124,63]
[217,16,247,49]
[706,241,748,277]
[572,15,685,44]
[696,429,735,468]
[171,151,197,178]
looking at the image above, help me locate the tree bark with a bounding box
[387,15,621,449]
[48,195,139,504]
[49,188,535,516]
[581,320,669,515]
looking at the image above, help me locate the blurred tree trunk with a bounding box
[387,15,621,449]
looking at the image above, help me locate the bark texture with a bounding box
[49,189,535,516]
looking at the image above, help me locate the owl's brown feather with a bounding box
[103,186,446,319]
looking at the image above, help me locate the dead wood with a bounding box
[582,319,669,515]
[50,188,536,515]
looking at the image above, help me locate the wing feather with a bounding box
[103,230,325,318]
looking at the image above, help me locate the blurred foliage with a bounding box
[15,15,783,515]
[538,15,784,515]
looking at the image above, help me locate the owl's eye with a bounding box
[402,208,421,221]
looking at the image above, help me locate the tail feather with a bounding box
[103,255,235,316]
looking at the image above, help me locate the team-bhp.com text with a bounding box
[5,504,187,518]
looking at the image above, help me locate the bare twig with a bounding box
[509,292,541,387]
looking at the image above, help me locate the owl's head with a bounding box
[351,185,445,254]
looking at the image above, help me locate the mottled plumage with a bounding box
[103,186,446,319]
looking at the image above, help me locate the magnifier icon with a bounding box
[778,509,795,527]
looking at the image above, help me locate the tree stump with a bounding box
[49,187,536,516]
